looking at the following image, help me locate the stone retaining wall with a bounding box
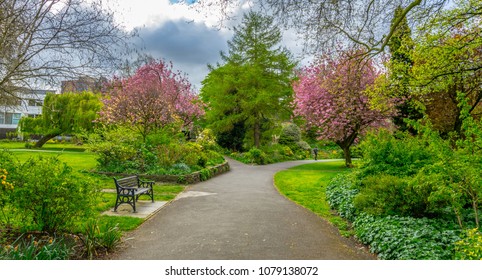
[95,161,230,184]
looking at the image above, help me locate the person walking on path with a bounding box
[313,147,319,161]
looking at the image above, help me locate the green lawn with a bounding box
[0,141,87,152]
[274,160,353,236]
[0,142,185,232]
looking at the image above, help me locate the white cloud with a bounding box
[104,0,230,30]
[99,0,308,89]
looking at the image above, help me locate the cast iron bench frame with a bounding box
[113,175,154,213]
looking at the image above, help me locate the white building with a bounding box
[0,89,50,139]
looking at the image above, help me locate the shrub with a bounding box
[79,219,122,259]
[8,156,98,233]
[296,140,311,151]
[196,129,220,151]
[197,154,208,168]
[354,174,430,217]
[281,146,294,157]
[0,168,14,207]
[358,130,435,177]
[168,163,191,175]
[199,168,212,181]
[247,148,267,165]
[279,123,302,145]
[326,172,461,260]
[455,228,482,260]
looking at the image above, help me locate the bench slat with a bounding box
[113,175,154,213]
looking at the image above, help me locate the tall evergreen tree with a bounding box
[201,11,296,149]
[388,6,422,132]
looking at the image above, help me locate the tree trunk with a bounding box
[254,120,261,148]
[342,146,353,167]
[337,131,358,168]
[34,133,59,148]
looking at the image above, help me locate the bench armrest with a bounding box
[139,179,154,188]
[117,186,136,196]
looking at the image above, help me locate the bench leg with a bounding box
[114,194,137,213]
[114,196,121,212]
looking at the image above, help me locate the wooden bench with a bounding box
[113,175,154,213]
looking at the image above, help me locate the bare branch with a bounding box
[0,0,134,99]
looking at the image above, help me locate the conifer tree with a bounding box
[201,11,296,149]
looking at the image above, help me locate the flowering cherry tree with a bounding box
[99,60,203,140]
[293,52,390,166]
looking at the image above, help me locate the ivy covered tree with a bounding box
[200,11,296,149]
[293,51,392,167]
[98,59,204,141]
[20,92,102,148]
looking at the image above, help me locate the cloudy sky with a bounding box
[103,0,305,90]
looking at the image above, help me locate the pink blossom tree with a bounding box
[293,52,390,166]
[99,60,204,141]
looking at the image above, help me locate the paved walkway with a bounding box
[111,159,375,260]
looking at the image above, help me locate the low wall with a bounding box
[95,161,230,185]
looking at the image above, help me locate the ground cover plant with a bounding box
[325,116,482,259]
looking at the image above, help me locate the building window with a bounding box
[0,113,4,124]
[28,99,43,107]
[3,113,22,125]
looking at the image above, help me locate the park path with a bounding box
[111,158,375,260]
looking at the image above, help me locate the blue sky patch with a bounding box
[169,0,197,4]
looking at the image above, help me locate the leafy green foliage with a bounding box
[354,174,431,218]
[201,11,296,149]
[279,123,302,145]
[79,219,122,260]
[455,228,482,260]
[88,126,225,175]
[20,92,102,148]
[354,214,460,260]
[326,173,359,222]
[326,173,461,259]
[0,234,74,260]
[358,130,435,177]
[5,155,98,233]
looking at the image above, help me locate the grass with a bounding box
[0,141,187,259]
[0,141,87,152]
[274,160,353,236]
[0,142,185,232]
[1,142,95,171]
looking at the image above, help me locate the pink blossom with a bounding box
[98,60,204,138]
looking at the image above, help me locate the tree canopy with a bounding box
[200,11,296,149]
[20,91,102,147]
[293,51,391,166]
[98,60,204,141]
[408,0,482,135]
[197,0,455,56]
[0,0,133,100]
